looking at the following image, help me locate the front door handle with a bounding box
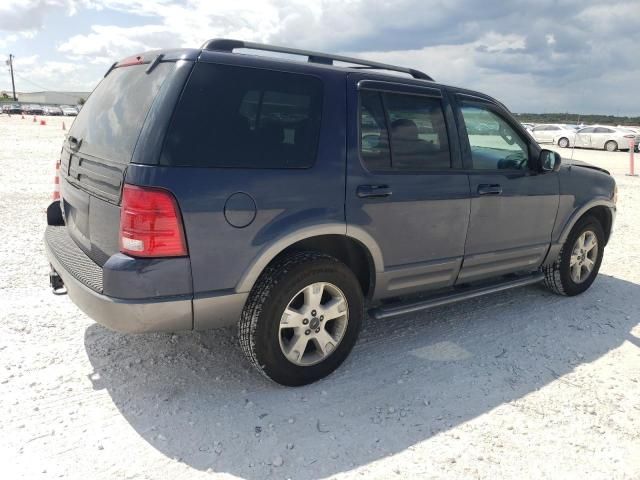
[477,184,502,195]
[357,184,393,198]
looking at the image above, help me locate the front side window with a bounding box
[359,90,451,171]
[161,63,323,168]
[460,104,529,170]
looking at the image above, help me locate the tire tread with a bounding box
[238,251,337,379]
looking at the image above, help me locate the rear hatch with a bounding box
[59,54,187,265]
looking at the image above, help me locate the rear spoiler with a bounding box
[104,49,201,77]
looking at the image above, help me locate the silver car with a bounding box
[562,126,639,152]
[60,105,78,116]
[530,124,577,147]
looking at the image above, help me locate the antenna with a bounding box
[569,128,576,169]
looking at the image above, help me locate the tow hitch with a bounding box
[49,268,67,295]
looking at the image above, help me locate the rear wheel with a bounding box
[543,216,604,296]
[605,140,618,152]
[238,251,364,386]
[557,137,569,148]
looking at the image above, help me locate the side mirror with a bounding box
[539,149,561,172]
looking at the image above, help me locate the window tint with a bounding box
[579,127,595,133]
[385,93,451,170]
[360,91,391,170]
[69,63,173,164]
[460,104,528,170]
[359,90,451,171]
[594,127,613,133]
[161,63,323,168]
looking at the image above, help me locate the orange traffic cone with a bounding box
[40,119,46,126]
[62,121,66,131]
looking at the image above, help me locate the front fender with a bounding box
[557,198,615,245]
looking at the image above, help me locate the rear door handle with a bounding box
[477,184,502,195]
[357,184,393,198]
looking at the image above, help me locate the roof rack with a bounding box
[200,38,434,82]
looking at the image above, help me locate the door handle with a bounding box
[357,184,393,198]
[477,184,502,195]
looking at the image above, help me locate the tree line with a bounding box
[513,112,640,126]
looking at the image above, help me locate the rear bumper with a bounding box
[44,224,247,333]
[45,225,192,333]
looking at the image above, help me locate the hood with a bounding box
[566,158,610,175]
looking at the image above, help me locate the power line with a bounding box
[13,71,58,92]
[11,71,87,102]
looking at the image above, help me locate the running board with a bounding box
[369,272,545,320]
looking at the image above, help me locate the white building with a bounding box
[16,91,91,105]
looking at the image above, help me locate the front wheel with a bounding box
[605,140,618,152]
[543,216,605,296]
[557,137,570,148]
[238,251,364,386]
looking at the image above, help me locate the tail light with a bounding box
[119,184,187,257]
[52,160,61,201]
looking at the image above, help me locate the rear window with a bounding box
[160,63,323,168]
[68,62,173,164]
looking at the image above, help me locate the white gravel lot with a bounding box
[1,114,639,480]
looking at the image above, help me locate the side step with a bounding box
[369,272,545,320]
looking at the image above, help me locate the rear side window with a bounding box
[161,63,323,168]
[69,62,173,164]
[359,90,451,171]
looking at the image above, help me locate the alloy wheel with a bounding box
[570,230,598,284]
[278,282,349,366]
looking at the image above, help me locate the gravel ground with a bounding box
[1,114,639,479]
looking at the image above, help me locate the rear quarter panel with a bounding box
[125,60,347,298]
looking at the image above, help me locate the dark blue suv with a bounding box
[45,39,616,385]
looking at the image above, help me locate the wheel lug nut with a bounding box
[315,328,320,333]
[303,319,309,325]
[311,310,317,316]
[305,329,311,335]
[320,315,324,321]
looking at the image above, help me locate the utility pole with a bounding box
[8,54,17,101]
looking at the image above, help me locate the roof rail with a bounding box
[200,38,434,82]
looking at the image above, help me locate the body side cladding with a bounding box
[235,223,384,295]
[542,198,615,266]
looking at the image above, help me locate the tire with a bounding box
[557,137,569,148]
[238,251,364,386]
[543,215,605,296]
[604,140,617,152]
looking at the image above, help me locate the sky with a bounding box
[1,0,639,115]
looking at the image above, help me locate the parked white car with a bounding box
[530,124,577,147]
[59,105,78,116]
[560,126,639,152]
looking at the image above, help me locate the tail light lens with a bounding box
[119,184,187,257]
